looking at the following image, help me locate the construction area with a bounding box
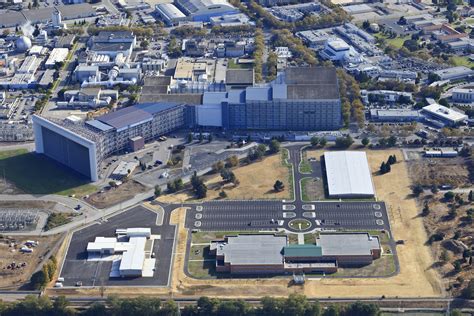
[407,154,471,188]
[0,235,63,289]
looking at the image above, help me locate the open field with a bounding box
[0,149,96,196]
[0,234,62,290]
[407,157,470,188]
[374,33,410,49]
[85,180,148,209]
[450,56,474,68]
[418,192,473,297]
[157,153,291,203]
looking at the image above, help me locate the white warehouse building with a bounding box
[324,151,375,198]
[87,228,156,278]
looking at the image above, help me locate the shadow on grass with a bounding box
[0,152,95,196]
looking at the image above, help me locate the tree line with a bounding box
[0,294,383,316]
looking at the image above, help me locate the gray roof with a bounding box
[139,93,202,104]
[284,67,339,100]
[91,42,132,52]
[318,233,380,256]
[85,119,114,132]
[285,67,337,85]
[97,107,153,131]
[226,69,254,85]
[215,234,286,265]
[95,31,134,42]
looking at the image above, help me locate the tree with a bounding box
[167,181,176,193]
[468,190,473,202]
[273,180,285,192]
[335,135,353,149]
[412,184,424,197]
[444,191,455,201]
[174,178,184,191]
[361,137,370,147]
[422,202,430,216]
[380,161,387,174]
[221,169,236,184]
[387,154,397,165]
[269,139,280,153]
[226,155,239,168]
[398,16,407,25]
[454,261,462,273]
[140,40,149,49]
[319,137,327,147]
[212,161,225,173]
[30,270,48,290]
[431,185,439,194]
[219,190,227,198]
[440,249,450,264]
[187,133,193,143]
[387,135,397,147]
[208,134,213,143]
[362,20,370,30]
[343,301,379,316]
[310,136,320,147]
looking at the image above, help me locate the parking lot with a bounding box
[185,201,390,233]
[60,205,175,287]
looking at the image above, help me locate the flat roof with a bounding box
[324,151,375,197]
[318,233,380,256]
[285,67,340,100]
[97,107,153,131]
[215,234,286,265]
[422,103,468,123]
[283,244,322,257]
[226,69,254,85]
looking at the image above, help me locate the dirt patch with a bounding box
[408,157,470,188]
[0,234,62,290]
[419,192,473,297]
[157,153,291,203]
[0,200,55,210]
[85,181,148,209]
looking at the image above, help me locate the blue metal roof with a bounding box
[135,102,181,114]
[97,107,153,131]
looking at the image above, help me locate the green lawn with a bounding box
[374,33,410,49]
[228,58,253,69]
[299,151,312,174]
[0,149,97,196]
[450,56,474,68]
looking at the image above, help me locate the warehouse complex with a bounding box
[32,67,341,181]
[87,228,157,278]
[324,151,375,198]
[210,233,381,275]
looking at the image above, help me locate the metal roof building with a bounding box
[174,0,238,22]
[324,151,375,198]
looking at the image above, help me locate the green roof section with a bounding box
[283,244,322,257]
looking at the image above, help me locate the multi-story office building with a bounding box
[33,103,186,181]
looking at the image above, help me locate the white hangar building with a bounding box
[324,151,375,198]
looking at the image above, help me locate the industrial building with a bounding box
[156,0,237,24]
[87,228,157,278]
[433,66,474,82]
[370,109,423,123]
[324,151,375,198]
[452,88,474,103]
[422,103,468,126]
[32,102,186,181]
[60,88,118,108]
[210,233,381,274]
[45,48,69,68]
[193,67,342,131]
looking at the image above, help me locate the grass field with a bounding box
[374,33,410,49]
[0,149,96,196]
[450,56,474,68]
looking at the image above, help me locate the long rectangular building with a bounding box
[33,102,186,181]
[210,233,381,275]
[324,151,375,198]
